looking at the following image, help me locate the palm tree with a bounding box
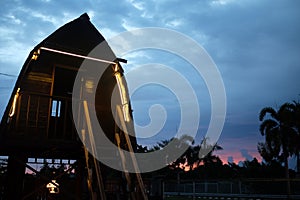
[197,137,223,167]
[293,101,300,173]
[259,103,296,195]
[284,101,300,173]
[176,137,223,171]
[257,142,280,163]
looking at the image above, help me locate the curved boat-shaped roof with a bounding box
[38,13,106,54]
[0,13,133,158]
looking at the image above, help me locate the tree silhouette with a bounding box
[258,103,297,194]
[285,101,300,173]
[139,135,223,171]
[198,137,223,167]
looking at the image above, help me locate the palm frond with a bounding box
[213,143,223,151]
[259,107,278,121]
[278,103,295,123]
[259,119,278,136]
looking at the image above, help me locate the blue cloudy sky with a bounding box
[1,0,300,164]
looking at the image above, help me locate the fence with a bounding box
[163,179,300,199]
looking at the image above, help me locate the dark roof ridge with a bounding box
[79,13,90,21]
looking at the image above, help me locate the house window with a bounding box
[51,100,61,117]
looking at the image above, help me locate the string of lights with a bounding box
[40,47,117,65]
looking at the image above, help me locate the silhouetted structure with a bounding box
[0,13,144,200]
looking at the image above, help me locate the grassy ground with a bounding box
[164,197,215,200]
[165,197,194,200]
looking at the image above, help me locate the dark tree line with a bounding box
[138,98,300,181]
[137,135,296,182]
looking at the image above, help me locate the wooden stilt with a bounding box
[6,155,27,200]
[83,100,107,200]
[116,105,148,200]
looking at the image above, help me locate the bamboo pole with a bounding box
[83,100,107,200]
[116,105,148,200]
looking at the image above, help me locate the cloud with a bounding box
[121,19,139,31]
[98,27,121,41]
[166,18,183,28]
[126,0,145,11]
[0,0,300,164]
[240,149,253,161]
[210,0,237,6]
[3,13,22,25]
[227,156,234,163]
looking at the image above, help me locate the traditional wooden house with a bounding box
[0,13,145,200]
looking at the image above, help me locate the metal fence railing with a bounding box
[163,179,300,199]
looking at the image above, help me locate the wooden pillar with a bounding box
[76,158,84,200]
[5,154,27,200]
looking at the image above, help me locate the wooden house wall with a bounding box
[14,60,53,137]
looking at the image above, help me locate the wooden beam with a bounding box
[83,100,107,200]
[116,105,148,200]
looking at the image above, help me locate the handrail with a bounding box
[7,92,77,140]
[20,91,72,101]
